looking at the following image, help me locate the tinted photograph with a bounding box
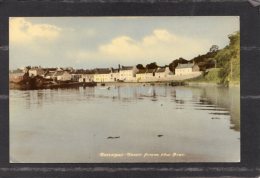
[9,17,240,163]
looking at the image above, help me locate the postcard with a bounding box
[9,16,240,163]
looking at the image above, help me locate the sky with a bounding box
[9,16,239,70]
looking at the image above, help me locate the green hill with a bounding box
[215,31,240,85]
[182,31,240,86]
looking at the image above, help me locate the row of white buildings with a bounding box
[11,63,200,83]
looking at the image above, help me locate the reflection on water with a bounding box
[10,84,240,163]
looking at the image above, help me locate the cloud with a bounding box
[71,29,211,66]
[9,17,62,44]
[9,17,238,70]
[83,29,97,37]
[99,36,142,58]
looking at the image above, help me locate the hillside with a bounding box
[171,31,240,86]
[215,31,240,85]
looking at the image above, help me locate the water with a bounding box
[10,84,240,163]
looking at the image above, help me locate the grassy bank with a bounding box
[185,68,221,84]
[184,31,240,87]
[185,68,240,87]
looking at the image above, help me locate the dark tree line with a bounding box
[136,62,158,70]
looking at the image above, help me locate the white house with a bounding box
[71,73,83,82]
[145,69,156,81]
[136,69,156,82]
[53,71,72,81]
[93,67,128,82]
[155,67,173,80]
[119,66,138,82]
[136,69,146,82]
[93,68,112,82]
[111,68,120,82]
[29,68,45,77]
[79,70,95,82]
[44,71,56,79]
[71,70,85,82]
[175,63,200,76]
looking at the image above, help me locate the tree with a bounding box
[24,66,31,74]
[215,31,240,85]
[190,50,218,71]
[26,66,31,70]
[169,57,188,73]
[146,62,158,69]
[136,64,145,70]
[210,45,219,52]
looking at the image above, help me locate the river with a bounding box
[10,84,240,163]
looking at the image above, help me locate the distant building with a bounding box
[43,68,57,72]
[9,69,27,83]
[93,68,111,82]
[175,63,200,76]
[155,67,173,80]
[44,71,56,79]
[79,70,95,82]
[136,67,174,82]
[145,69,157,81]
[71,73,82,82]
[111,68,120,82]
[29,67,45,77]
[136,69,147,82]
[119,66,138,82]
[75,66,139,83]
[136,69,157,82]
[71,70,85,82]
[53,71,72,81]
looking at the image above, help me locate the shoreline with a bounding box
[9,80,240,90]
[9,81,97,90]
[186,82,223,87]
[9,81,184,90]
[186,81,240,87]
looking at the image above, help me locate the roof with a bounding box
[84,70,95,74]
[146,69,156,73]
[111,68,120,73]
[53,71,70,76]
[175,63,195,69]
[121,66,133,70]
[45,71,55,77]
[30,68,44,72]
[136,69,146,74]
[156,68,166,73]
[43,68,57,72]
[70,69,95,74]
[73,70,85,74]
[95,68,111,74]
